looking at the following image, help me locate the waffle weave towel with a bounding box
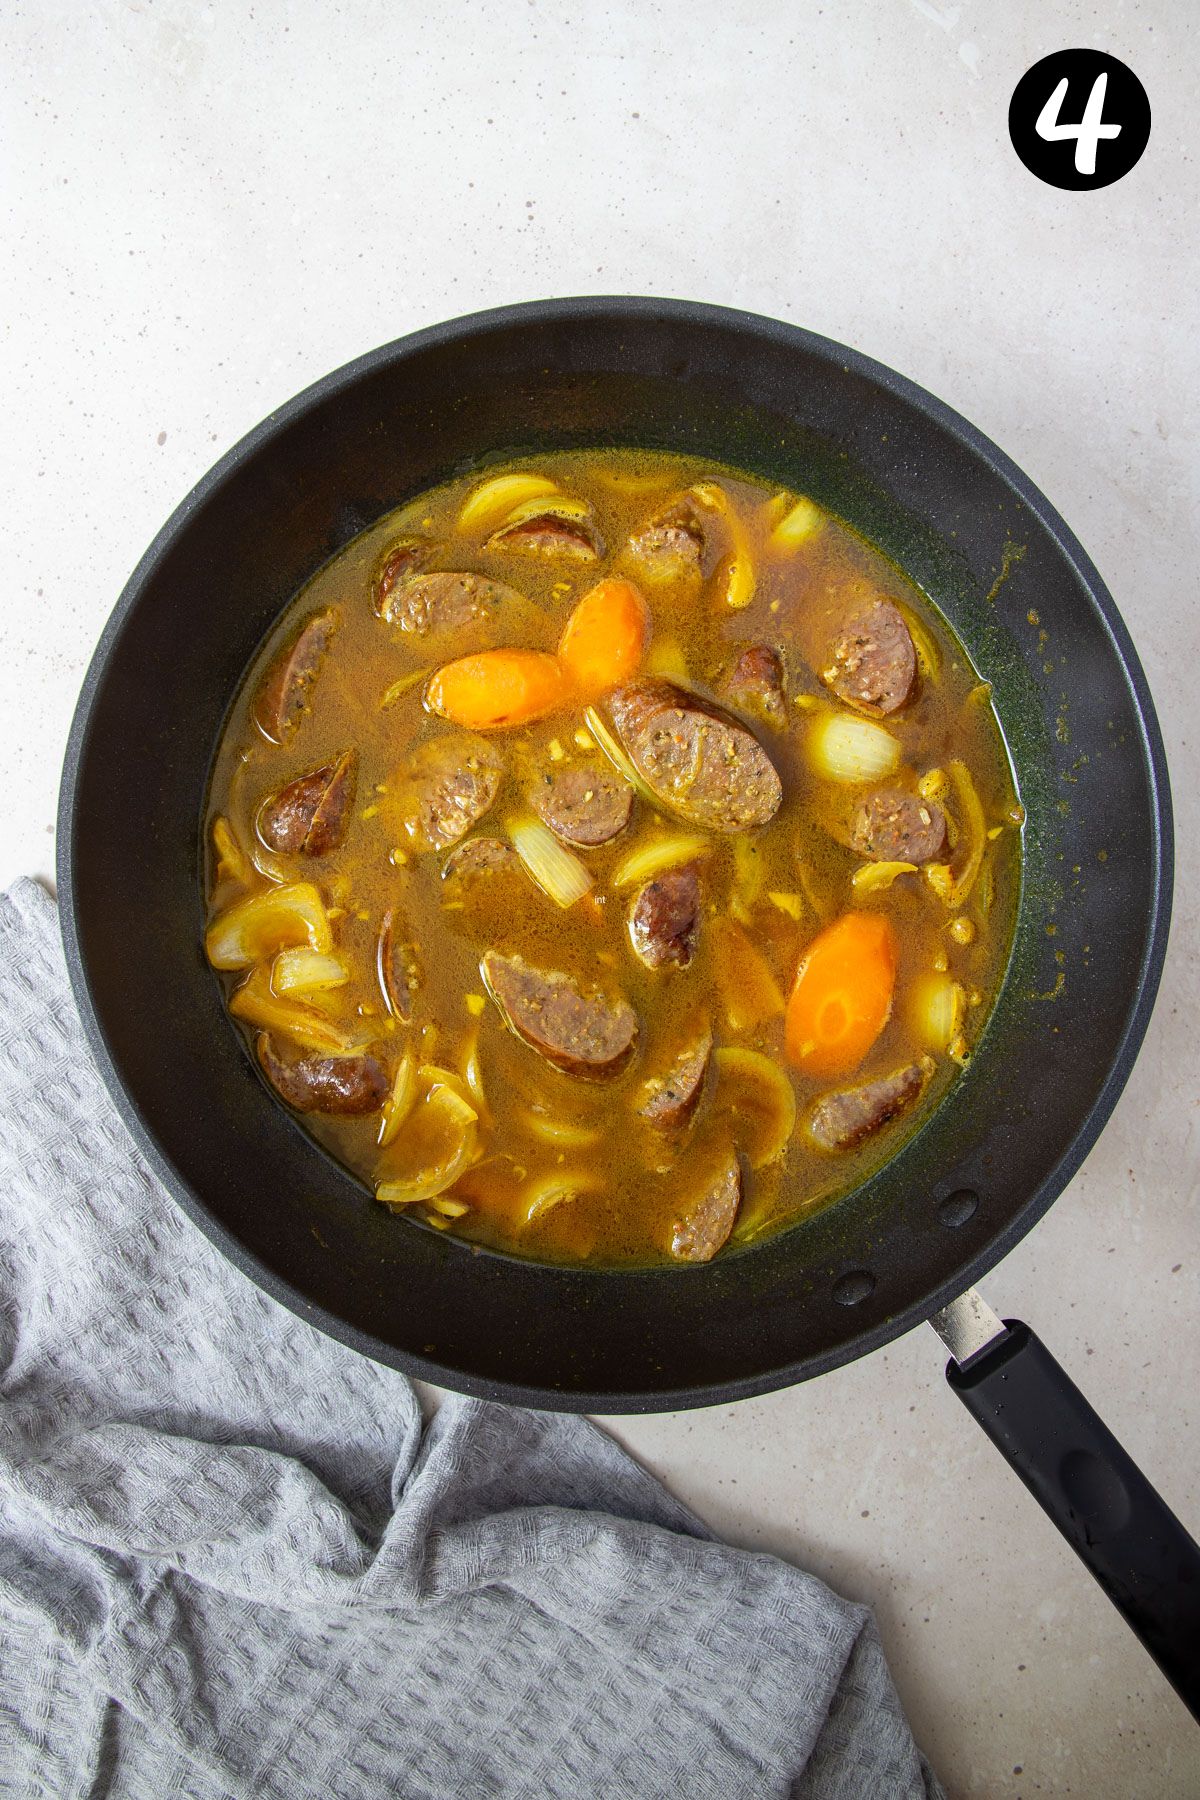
[0,878,941,1799]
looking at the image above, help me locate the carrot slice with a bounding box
[425,649,574,730]
[558,578,648,697]
[785,911,896,1079]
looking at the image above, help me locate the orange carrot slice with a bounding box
[558,578,648,697]
[785,912,896,1080]
[425,649,574,730]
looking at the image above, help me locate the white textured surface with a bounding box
[3,3,1197,1795]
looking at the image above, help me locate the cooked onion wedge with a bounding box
[375,1082,479,1208]
[272,947,349,997]
[808,713,901,784]
[711,918,786,1032]
[205,881,332,970]
[457,472,560,532]
[211,816,254,891]
[498,494,591,528]
[583,704,663,809]
[925,760,986,909]
[909,971,966,1052]
[770,496,825,550]
[611,833,710,890]
[230,968,361,1056]
[520,1171,598,1225]
[851,860,917,895]
[508,817,594,908]
[713,1046,798,1168]
[691,482,755,609]
[378,1049,418,1148]
[460,1029,488,1115]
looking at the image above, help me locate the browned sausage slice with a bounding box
[808,1058,934,1151]
[394,735,506,852]
[531,764,633,848]
[253,610,338,743]
[258,751,357,856]
[441,836,521,881]
[629,865,702,969]
[670,1152,742,1262]
[486,512,602,561]
[481,951,638,1080]
[609,679,783,833]
[822,600,916,715]
[627,498,705,581]
[381,570,525,636]
[852,789,947,864]
[257,1034,389,1115]
[377,909,420,1022]
[721,645,787,728]
[639,1030,712,1129]
[373,539,433,615]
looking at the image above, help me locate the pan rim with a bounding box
[57,296,1174,1412]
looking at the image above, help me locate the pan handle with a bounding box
[932,1290,1200,1722]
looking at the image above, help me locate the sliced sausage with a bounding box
[531,764,633,848]
[377,909,420,1022]
[441,836,520,881]
[629,865,701,969]
[373,539,433,615]
[486,511,602,561]
[627,498,705,581]
[822,599,916,715]
[639,1030,712,1130]
[609,679,783,833]
[253,610,338,744]
[808,1058,934,1152]
[381,570,524,637]
[481,950,638,1080]
[721,645,787,729]
[258,751,357,856]
[670,1152,742,1262]
[256,1034,389,1115]
[394,735,505,852]
[852,789,947,864]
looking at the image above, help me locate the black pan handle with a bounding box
[934,1296,1200,1720]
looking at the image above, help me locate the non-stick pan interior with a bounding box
[59,300,1171,1408]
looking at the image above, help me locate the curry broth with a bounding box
[206,449,1020,1265]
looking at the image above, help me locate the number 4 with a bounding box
[1036,73,1121,176]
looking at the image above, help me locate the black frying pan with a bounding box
[58,299,1199,1715]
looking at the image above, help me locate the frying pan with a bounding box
[58,298,1199,1716]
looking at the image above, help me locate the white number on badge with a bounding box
[1035,73,1122,177]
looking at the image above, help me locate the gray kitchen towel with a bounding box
[0,877,942,1800]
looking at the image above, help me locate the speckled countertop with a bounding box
[4,3,1197,1793]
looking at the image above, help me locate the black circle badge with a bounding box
[1009,49,1150,191]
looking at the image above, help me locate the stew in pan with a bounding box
[204,450,1021,1264]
